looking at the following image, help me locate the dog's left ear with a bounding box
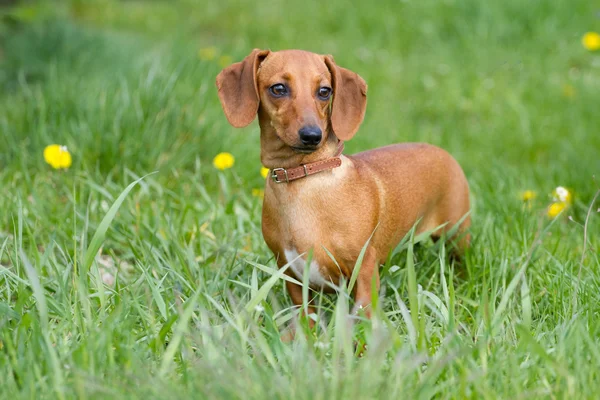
[216,49,270,128]
[324,55,368,141]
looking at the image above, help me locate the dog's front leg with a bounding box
[351,246,380,319]
[280,270,317,342]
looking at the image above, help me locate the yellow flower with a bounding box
[243,236,252,251]
[547,202,566,219]
[562,84,575,99]
[260,167,270,179]
[582,32,600,51]
[218,55,233,68]
[552,186,572,204]
[198,47,217,61]
[43,144,72,169]
[252,188,264,198]
[520,190,537,202]
[212,152,235,170]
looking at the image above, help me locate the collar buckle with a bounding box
[271,168,288,183]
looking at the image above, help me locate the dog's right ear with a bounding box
[216,49,270,128]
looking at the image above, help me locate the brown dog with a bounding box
[216,49,470,327]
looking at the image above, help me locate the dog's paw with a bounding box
[280,328,296,343]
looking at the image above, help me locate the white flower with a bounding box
[555,186,569,202]
[314,341,328,349]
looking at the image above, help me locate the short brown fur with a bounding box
[217,49,470,334]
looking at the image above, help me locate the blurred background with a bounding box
[1,3,599,396]
[1,0,598,172]
[0,0,599,223]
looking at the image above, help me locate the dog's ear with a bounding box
[324,55,367,141]
[216,49,270,128]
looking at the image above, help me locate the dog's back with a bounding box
[351,142,471,253]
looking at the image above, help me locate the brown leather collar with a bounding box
[271,141,344,183]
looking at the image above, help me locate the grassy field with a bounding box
[1,0,599,398]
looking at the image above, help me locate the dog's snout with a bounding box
[298,126,322,146]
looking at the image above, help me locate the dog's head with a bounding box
[216,49,367,153]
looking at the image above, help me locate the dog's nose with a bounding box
[298,126,322,146]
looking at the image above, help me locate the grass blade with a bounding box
[348,225,378,293]
[159,288,201,377]
[82,172,157,275]
[405,228,423,351]
[245,261,291,313]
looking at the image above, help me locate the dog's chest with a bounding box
[263,158,367,284]
[270,169,345,243]
[284,248,330,287]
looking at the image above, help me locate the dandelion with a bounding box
[218,55,233,68]
[552,186,572,204]
[212,152,235,170]
[520,190,537,202]
[252,188,264,198]
[243,236,252,252]
[582,32,600,51]
[260,167,270,179]
[43,144,72,169]
[562,84,575,99]
[547,202,566,219]
[547,186,573,219]
[520,190,537,210]
[198,47,217,61]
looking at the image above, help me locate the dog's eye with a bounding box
[317,87,332,100]
[269,84,288,97]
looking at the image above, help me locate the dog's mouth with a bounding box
[290,146,318,154]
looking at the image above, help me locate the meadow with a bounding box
[1,0,599,398]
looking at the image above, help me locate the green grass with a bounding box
[1,0,599,398]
